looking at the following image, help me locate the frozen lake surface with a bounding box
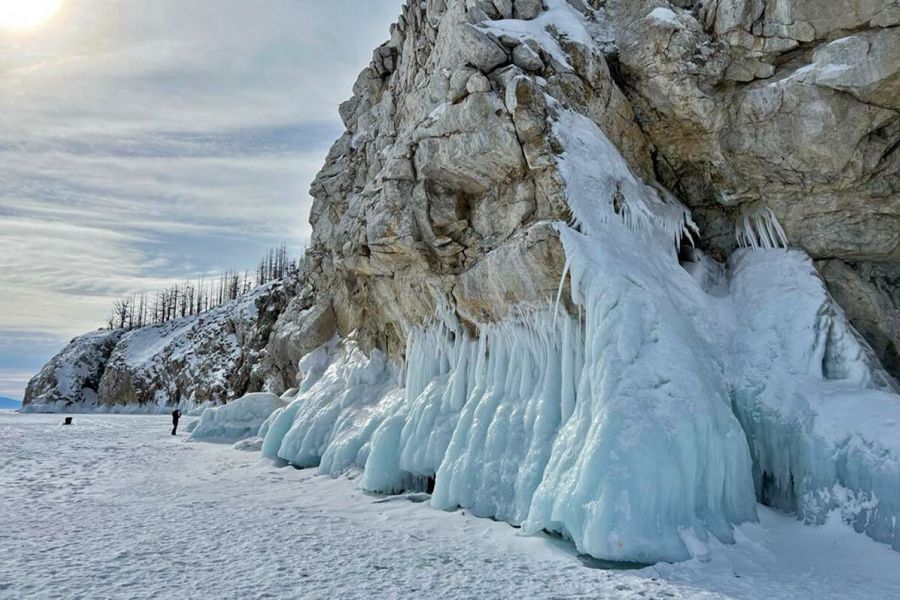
[2,412,899,599]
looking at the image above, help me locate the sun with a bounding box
[0,0,63,31]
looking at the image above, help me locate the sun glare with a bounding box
[0,0,63,31]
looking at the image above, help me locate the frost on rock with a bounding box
[190,393,286,442]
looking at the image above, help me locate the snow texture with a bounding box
[190,392,286,442]
[6,412,900,600]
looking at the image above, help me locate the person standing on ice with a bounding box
[171,409,181,436]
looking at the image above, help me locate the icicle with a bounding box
[735,206,789,250]
[553,255,572,328]
[549,105,696,255]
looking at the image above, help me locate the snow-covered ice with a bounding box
[3,412,900,600]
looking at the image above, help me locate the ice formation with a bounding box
[256,101,900,563]
[190,393,286,442]
[551,107,696,248]
[735,206,789,250]
[727,249,900,549]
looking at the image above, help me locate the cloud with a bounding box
[0,0,404,398]
[0,331,72,399]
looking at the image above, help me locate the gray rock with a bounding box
[514,0,543,19]
[466,71,493,93]
[819,260,900,383]
[512,43,544,72]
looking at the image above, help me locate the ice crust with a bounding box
[257,105,900,562]
[190,392,286,442]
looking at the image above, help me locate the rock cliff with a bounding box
[288,0,899,380]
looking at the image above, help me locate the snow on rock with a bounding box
[22,330,124,413]
[477,0,592,70]
[24,283,287,413]
[190,392,286,442]
[646,7,681,27]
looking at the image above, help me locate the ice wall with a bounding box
[522,224,758,563]
[430,311,583,526]
[262,339,399,476]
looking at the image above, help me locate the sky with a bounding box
[0,0,404,399]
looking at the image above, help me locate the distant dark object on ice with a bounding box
[63,417,73,426]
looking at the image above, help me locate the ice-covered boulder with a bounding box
[191,393,286,442]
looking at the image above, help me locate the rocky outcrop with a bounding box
[819,259,900,379]
[604,1,899,376]
[297,0,656,361]
[24,329,124,409]
[24,283,289,412]
[280,0,898,378]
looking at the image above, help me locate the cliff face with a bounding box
[286,0,899,377]
[26,0,898,408]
